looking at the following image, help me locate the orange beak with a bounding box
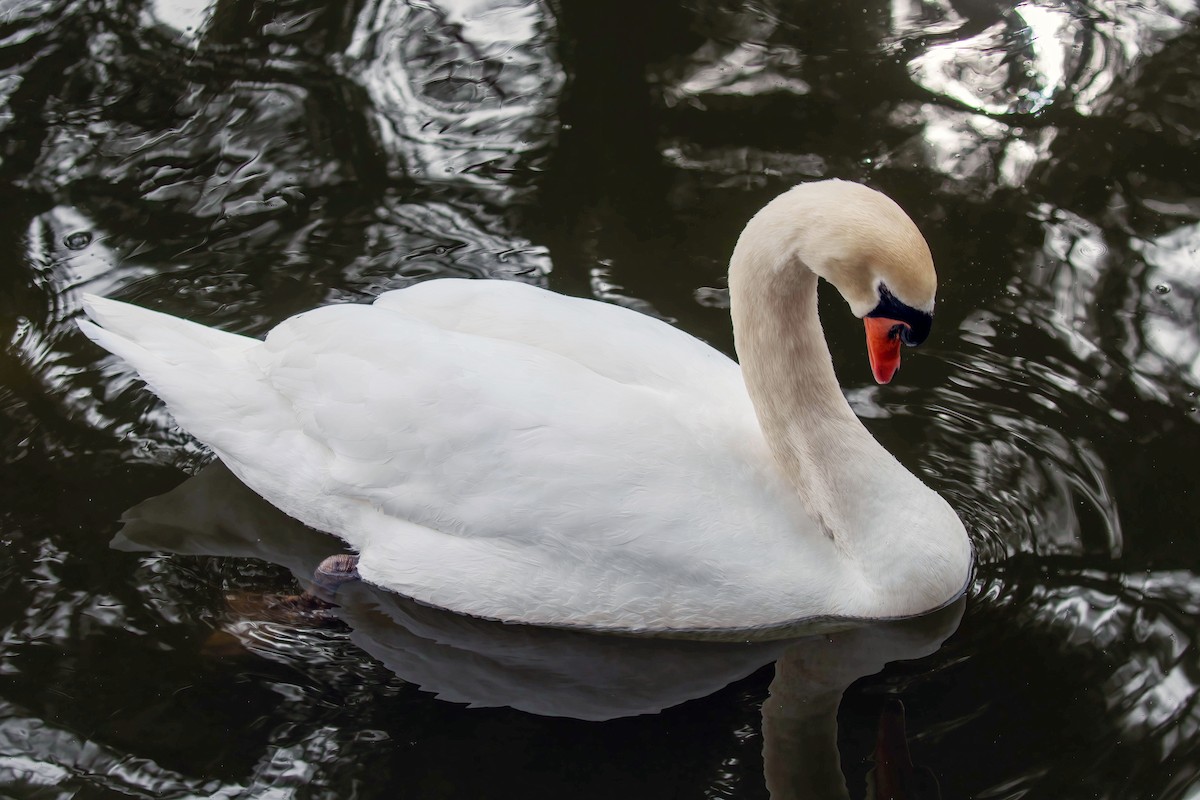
[864,317,908,384]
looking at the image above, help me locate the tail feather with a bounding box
[76,294,272,447]
[77,294,334,542]
[78,294,258,356]
[76,317,156,370]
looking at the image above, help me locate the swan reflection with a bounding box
[117,463,964,796]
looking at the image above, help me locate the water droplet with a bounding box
[63,231,92,250]
[1155,283,1171,295]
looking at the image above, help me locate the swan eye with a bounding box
[867,284,931,347]
[893,323,917,346]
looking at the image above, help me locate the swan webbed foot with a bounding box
[308,553,361,603]
[219,554,360,626]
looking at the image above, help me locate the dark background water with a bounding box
[2,0,1199,797]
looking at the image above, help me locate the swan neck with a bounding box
[724,191,973,615]
[729,219,873,539]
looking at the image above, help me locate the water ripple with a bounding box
[955,565,1200,797]
[333,193,552,301]
[908,342,1125,565]
[886,103,1059,194]
[1009,196,1200,412]
[1128,221,1200,401]
[4,205,197,464]
[342,0,564,196]
[658,0,809,108]
[1,0,1199,795]
[141,0,216,45]
[903,0,1197,118]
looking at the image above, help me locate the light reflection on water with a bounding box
[903,0,1197,117]
[1128,222,1200,401]
[344,0,564,195]
[1,0,1199,797]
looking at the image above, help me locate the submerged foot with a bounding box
[308,553,361,603]
[219,554,359,626]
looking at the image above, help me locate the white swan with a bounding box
[78,180,972,634]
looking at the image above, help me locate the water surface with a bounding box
[1,0,1199,797]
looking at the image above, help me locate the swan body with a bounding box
[78,180,972,634]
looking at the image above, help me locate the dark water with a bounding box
[1,0,1198,797]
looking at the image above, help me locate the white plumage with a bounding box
[78,180,972,634]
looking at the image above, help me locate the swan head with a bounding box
[736,180,938,384]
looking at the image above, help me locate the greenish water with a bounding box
[1,0,1199,797]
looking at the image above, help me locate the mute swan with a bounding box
[78,180,972,634]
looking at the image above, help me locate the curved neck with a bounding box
[725,192,972,615]
[728,211,886,544]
